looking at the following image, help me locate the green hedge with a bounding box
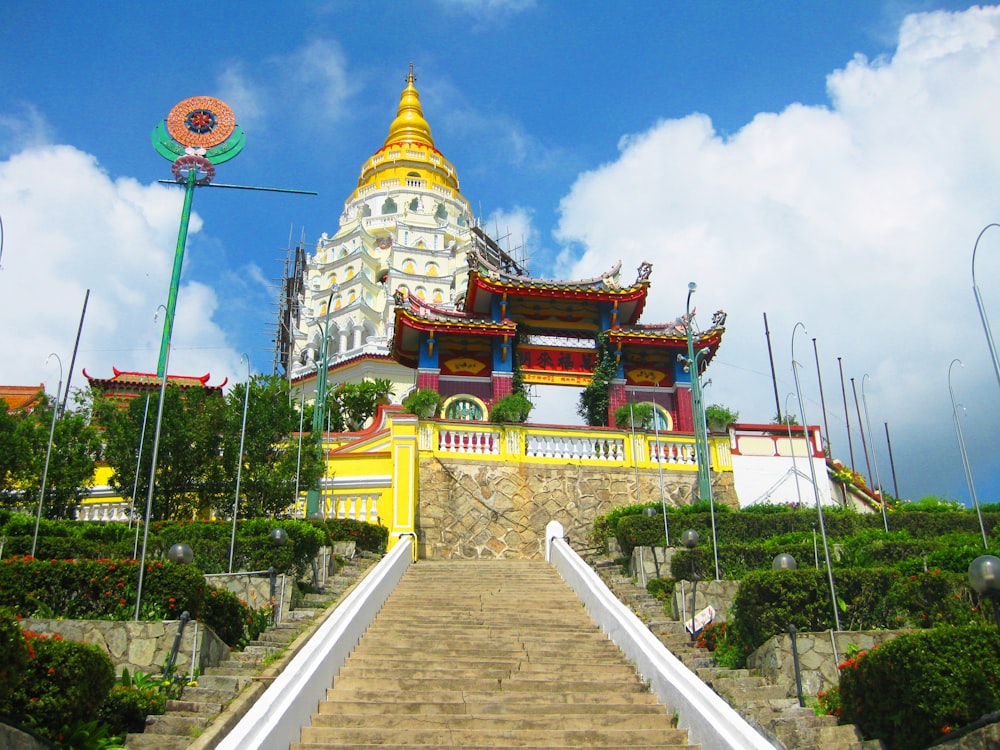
[726,569,982,661]
[839,626,1000,750]
[0,558,262,647]
[0,516,381,574]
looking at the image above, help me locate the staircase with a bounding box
[124,556,373,749]
[595,561,882,750]
[293,559,699,749]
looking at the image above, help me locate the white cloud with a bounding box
[0,104,55,159]
[554,6,1000,503]
[483,206,537,266]
[0,145,243,398]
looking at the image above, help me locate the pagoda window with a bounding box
[402,258,415,274]
[457,214,467,227]
[425,262,439,276]
[433,289,444,303]
[415,286,427,300]
[348,290,356,304]
[361,204,372,218]
[443,395,486,422]
[409,197,420,211]
[345,267,355,280]
[381,197,397,214]
[435,203,447,221]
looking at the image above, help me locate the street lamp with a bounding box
[167,543,193,565]
[972,223,1000,391]
[31,353,63,558]
[949,359,988,548]
[306,285,339,518]
[680,282,719,580]
[772,553,798,571]
[229,354,252,573]
[969,554,1000,628]
[682,529,700,641]
[792,322,841,631]
[684,283,711,503]
[861,374,889,532]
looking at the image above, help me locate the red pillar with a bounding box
[608,379,626,426]
[492,372,513,404]
[676,385,694,433]
[417,368,440,391]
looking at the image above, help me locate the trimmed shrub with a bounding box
[98,684,166,736]
[4,631,115,742]
[839,626,1000,750]
[616,514,663,556]
[0,607,30,704]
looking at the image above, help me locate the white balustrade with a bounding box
[524,432,624,462]
[649,439,698,466]
[438,428,500,455]
[332,494,379,522]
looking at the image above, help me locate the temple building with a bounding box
[287,67,724,432]
[286,67,523,407]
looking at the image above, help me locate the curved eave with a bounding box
[467,273,649,316]
[609,329,725,366]
[396,309,516,337]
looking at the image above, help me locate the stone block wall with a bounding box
[21,617,230,679]
[416,458,737,560]
[748,628,905,697]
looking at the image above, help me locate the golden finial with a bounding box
[385,65,433,147]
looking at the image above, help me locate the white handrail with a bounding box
[214,538,413,750]
[545,521,774,750]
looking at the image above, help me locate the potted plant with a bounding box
[704,403,739,433]
[402,388,442,418]
[489,393,533,424]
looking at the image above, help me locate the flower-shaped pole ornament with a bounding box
[151,96,315,376]
[151,96,246,377]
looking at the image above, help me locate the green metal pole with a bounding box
[686,287,711,502]
[157,169,198,377]
[306,309,331,517]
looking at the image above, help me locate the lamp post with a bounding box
[681,282,718,580]
[644,507,661,578]
[772,553,804,707]
[229,354,252,573]
[684,283,712,503]
[269,528,288,624]
[972,224,1000,391]
[949,359,988,548]
[31,353,63,558]
[306,285,338,518]
[861,375,889,532]
[792,322,841,631]
[969,554,1000,628]
[682,529,700,641]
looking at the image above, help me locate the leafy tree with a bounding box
[1,393,100,518]
[325,378,394,432]
[99,385,227,520]
[578,333,616,426]
[220,375,323,519]
[0,404,27,499]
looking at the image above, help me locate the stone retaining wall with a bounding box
[21,617,231,679]
[748,629,905,697]
[417,459,737,560]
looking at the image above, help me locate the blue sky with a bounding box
[2,1,999,509]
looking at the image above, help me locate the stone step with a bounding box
[317,697,666,715]
[296,726,693,748]
[309,712,678,731]
[124,733,193,749]
[303,561,698,749]
[142,712,213,735]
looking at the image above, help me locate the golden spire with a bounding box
[384,64,434,148]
